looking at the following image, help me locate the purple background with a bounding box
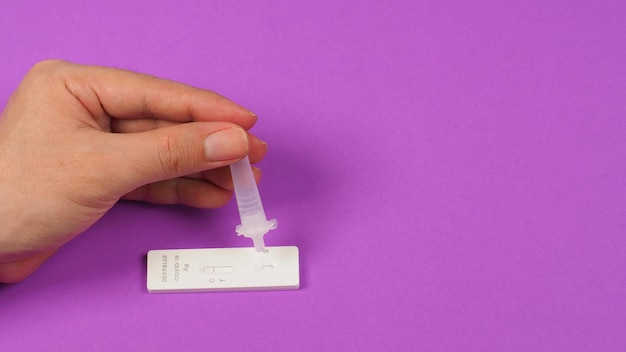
[1,1,625,351]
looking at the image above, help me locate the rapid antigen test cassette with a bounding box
[147,246,299,293]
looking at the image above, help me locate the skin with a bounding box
[0,60,267,283]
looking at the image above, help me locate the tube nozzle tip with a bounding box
[252,236,266,252]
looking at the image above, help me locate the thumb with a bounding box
[105,121,248,192]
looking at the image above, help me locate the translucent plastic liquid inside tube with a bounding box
[230,156,277,252]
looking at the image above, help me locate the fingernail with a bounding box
[252,166,263,181]
[204,128,248,161]
[241,107,257,117]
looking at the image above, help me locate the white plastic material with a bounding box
[146,246,299,293]
[230,156,277,252]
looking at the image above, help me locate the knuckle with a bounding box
[28,59,67,77]
[139,75,164,118]
[23,60,74,92]
[156,133,182,178]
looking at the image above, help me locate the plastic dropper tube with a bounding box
[230,156,277,252]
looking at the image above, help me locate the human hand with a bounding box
[0,60,267,283]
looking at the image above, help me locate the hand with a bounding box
[0,60,267,283]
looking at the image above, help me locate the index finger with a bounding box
[49,60,258,128]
